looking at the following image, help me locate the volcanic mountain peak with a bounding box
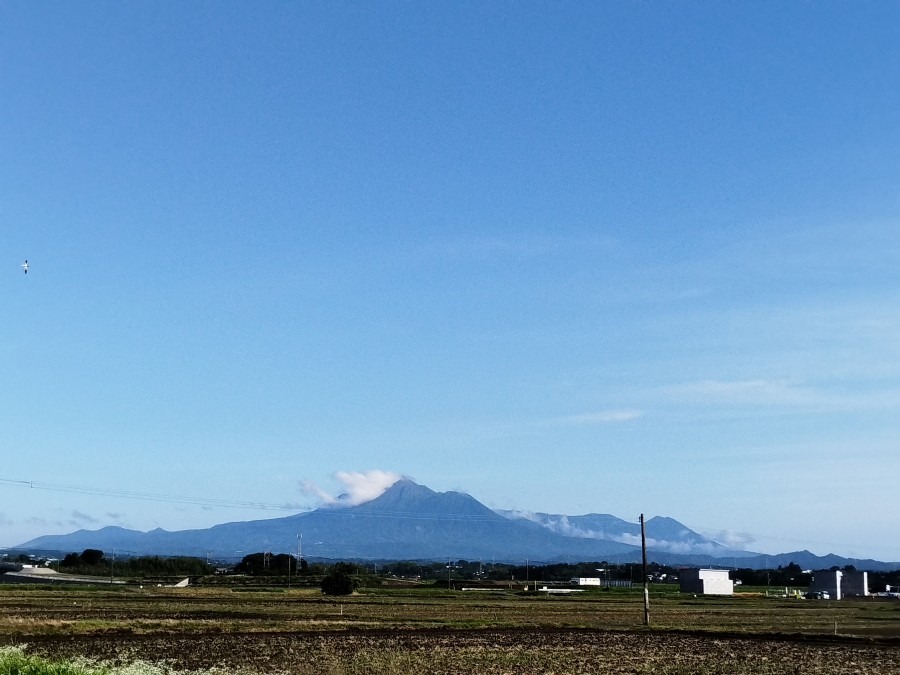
[358,478,435,510]
[351,479,501,519]
[23,478,890,568]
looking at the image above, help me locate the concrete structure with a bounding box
[538,587,586,594]
[809,570,869,599]
[842,571,869,597]
[570,577,602,586]
[679,568,733,595]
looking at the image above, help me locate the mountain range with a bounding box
[16,479,899,570]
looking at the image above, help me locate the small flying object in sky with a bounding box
[21,260,28,274]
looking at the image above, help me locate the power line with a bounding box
[0,477,510,521]
[0,477,296,512]
[0,477,503,521]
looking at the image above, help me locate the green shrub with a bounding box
[320,570,357,595]
[0,645,95,674]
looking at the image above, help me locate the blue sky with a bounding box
[3,2,899,561]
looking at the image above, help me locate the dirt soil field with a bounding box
[16,628,900,674]
[3,585,899,673]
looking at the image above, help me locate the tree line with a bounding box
[46,550,900,594]
[59,549,212,577]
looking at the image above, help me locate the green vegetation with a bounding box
[376,559,658,583]
[1,645,89,675]
[233,553,307,576]
[57,550,212,579]
[0,645,179,675]
[320,563,359,595]
[0,645,248,675]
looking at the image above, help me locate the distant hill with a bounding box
[20,480,634,562]
[724,550,899,573]
[16,479,900,570]
[498,511,754,558]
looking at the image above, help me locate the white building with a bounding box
[570,577,602,586]
[679,568,733,595]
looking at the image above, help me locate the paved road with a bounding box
[0,567,125,585]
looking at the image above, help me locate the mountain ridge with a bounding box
[15,479,898,570]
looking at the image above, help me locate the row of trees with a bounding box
[728,563,899,588]
[59,549,213,577]
[233,553,309,576]
[232,554,358,594]
[731,562,812,587]
[377,559,670,583]
[39,550,900,594]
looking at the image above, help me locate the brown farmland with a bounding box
[2,584,900,673]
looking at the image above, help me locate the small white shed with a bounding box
[679,568,733,595]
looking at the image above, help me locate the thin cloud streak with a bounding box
[69,510,99,526]
[558,409,644,425]
[659,379,900,412]
[409,233,617,262]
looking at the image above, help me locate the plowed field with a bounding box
[2,585,899,673]
[16,628,900,674]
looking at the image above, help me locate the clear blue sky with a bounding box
[3,1,899,561]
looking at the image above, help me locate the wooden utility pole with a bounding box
[640,514,650,626]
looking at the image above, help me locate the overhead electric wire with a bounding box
[0,477,296,512]
[0,477,502,520]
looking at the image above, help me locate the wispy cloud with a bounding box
[69,510,99,526]
[709,529,757,549]
[662,379,816,406]
[25,517,55,527]
[301,470,404,508]
[507,511,736,555]
[413,233,616,261]
[558,409,644,425]
[610,531,734,556]
[659,378,900,412]
[299,481,335,505]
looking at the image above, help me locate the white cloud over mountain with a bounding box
[301,470,404,507]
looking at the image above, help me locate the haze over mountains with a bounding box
[17,480,898,571]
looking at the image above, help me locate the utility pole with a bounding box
[640,514,650,626]
[297,534,302,576]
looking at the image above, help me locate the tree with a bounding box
[321,569,357,595]
[61,553,81,568]
[80,549,104,566]
[270,553,295,575]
